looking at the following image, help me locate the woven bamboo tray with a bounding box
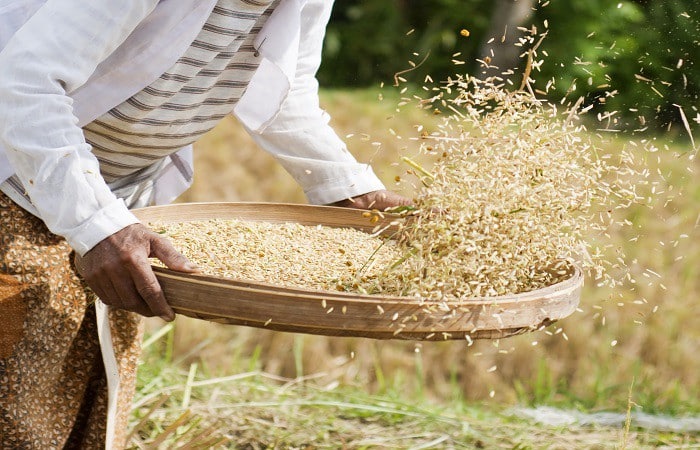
[133,202,583,341]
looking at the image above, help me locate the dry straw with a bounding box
[367,73,640,300]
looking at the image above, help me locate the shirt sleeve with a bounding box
[243,0,386,205]
[0,0,159,255]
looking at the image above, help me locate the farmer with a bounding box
[0,0,409,447]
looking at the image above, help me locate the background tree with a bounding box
[478,0,536,80]
[320,0,699,131]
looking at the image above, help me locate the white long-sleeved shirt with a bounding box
[0,0,385,256]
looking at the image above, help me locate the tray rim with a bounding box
[133,201,583,340]
[150,264,582,307]
[135,201,582,306]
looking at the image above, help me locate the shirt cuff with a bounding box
[65,198,141,256]
[304,166,386,205]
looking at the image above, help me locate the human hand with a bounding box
[74,223,198,321]
[329,190,413,211]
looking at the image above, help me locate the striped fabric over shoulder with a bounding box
[83,0,277,184]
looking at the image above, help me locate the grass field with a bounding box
[129,326,699,448]
[130,88,700,448]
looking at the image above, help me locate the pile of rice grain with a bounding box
[150,218,402,292]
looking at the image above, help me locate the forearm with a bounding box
[245,100,386,204]
[242,0,385,204]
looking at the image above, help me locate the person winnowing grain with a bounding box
[0,0,410,447]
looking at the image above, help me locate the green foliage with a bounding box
[320,0,700,130]
[533,1,646,113]
[320,0,493,86]
[633,1,700,127]
[535,0,699,129]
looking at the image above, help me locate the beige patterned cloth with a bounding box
[0,191,143,449]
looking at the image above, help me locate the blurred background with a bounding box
[157,0,698,418]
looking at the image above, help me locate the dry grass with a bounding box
[129,327,700,449]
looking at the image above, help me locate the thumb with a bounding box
[150,234,198,272]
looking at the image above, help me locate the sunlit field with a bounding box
[131,88,700,447]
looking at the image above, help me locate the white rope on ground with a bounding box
[511,406,700,433]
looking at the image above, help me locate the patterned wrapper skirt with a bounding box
[0,191,143,449]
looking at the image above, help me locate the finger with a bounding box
[376,191,413,211]
[111,273,156,317]
[127,256,175,321]
[88,276,120,308]
[150,234,198,272]
[95,264,153,316]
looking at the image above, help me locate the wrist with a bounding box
[64,199,140,256]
